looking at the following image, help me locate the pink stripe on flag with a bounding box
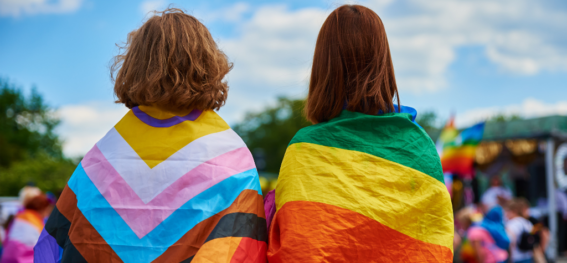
[1,239,35,263]
[81,146,255,238]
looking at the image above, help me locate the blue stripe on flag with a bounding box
[460,122,485,143]
[67,163,261,263]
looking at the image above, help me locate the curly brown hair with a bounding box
[111,8,232,112]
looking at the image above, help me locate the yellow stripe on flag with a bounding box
[442,145,477,159]
[114,110,230,168]
[276,142,454,251]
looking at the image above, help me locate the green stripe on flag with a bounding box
[289,110,444,183]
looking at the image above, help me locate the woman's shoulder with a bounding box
[291,109,429,143]
[287,110,443,183]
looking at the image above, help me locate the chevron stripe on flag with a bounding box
[34,106,267,263]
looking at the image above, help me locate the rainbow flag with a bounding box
[268,109,454,262]
[438,119,485,177]
[34,106,267,263]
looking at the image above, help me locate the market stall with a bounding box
[472,115,567,260]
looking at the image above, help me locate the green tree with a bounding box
[0,79,76,196]
[415,110,440,138]
[0,79,62,167]
[0,153,76,196]
[488,113,523,122]
[233,97,311,174]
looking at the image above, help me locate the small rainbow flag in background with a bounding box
[437,117,485,178]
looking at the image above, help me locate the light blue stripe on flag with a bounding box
[67,163,261,263]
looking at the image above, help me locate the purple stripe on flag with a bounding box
[132,107,202,127]
[264,189,276,232]
[34,228,61,263]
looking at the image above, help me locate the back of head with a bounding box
[111,8,232,112]
[306,5,399,124]
[482,206,511,250]
[24,194,50,212]
[505,198,526,217]
[19,186,41,207]
[485,206,504,223]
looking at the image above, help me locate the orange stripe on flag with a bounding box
[192,237,242,263]
[441,155,475,175]
[268,201,452,263]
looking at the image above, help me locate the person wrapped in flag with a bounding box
[266,5,454,262]
[34,8,266,263]
[1,194,53,263]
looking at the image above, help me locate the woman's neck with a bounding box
[138,105,194,119]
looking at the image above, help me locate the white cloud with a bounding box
[213,5,328,122]
[139,0,166,15]
[456,98,567,128]
[56,102,128,157]
[221,5,327,89]
[53,1,567,156]
[212,0,567,101]
[369,0,567,91]
[0,0,82,17]
[200,2,251,22]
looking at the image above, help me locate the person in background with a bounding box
[518,198,549,263]
[505,199,535,263]
[482,176,512,210]
[456,207,476,263]
[467,206,510,263]
[18,187,41,208]
[538,189,567,256]
[1,194,53,263]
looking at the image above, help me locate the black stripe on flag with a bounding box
[44,206,87,262]
[205,212,267,243]
[181,212,267,262]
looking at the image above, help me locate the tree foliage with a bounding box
[487,113,523,122]
[0,153,76,196]
[233,97,311,174]
[0,79,63,167]
[0,79,76,196]
[415,110,440,137]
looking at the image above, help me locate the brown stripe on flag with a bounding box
[57,185,123,262]
[153,189,265,263]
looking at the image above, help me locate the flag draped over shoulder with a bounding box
[34,106,267,263]
[268,109,454,262]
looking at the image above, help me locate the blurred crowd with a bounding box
[454,176,567,263]
[0,186,56,263]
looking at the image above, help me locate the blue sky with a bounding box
[1,0,567,156]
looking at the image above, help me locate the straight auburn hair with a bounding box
[305,5,399,124]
